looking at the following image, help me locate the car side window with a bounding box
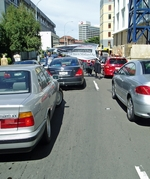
[35,67,48,90]
[41,66,52,84]
[122,63,136,76]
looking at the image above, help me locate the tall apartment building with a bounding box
[100,0,114,48]
[78,21,99,41]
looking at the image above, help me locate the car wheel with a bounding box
[112,83,117,99]
[43,113,51,144]
[56,88,63,107]
[127,97,136,122]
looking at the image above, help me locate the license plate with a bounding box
[59,71,68,75]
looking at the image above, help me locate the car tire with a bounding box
[56,88,63,107]
[80,79,86,89]
[112,83,117,99]
[127,97,136,122]
[43,113,51,144]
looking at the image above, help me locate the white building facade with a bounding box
[113,0,129,46]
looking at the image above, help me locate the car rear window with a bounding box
[109,58,127,64]
[0,71,30,94]
[50,58,79,67]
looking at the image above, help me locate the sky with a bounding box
[31,0,100,39]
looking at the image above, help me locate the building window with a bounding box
[108,32,111,37]
[108,14,111,19]
[108,23,111,28]
[108,5,111,11]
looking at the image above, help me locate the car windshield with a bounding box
[50,58,79,67]
[109,58,127,64]
[0,70,30,94]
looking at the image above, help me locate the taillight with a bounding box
[0,112,34,129]
[18,112,34,127]
[47,70,51,76]
[75,68,83,76]
[135,86,150,95]
[105,65,110,68]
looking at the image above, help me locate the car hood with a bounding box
[0,93,31,106]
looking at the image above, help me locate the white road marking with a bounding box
[135,165,150,179]
[93,80,99,91]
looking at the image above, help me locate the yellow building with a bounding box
[100,0,114,49]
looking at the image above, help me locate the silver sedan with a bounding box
[0,64,63,153]
[112,59,150,122]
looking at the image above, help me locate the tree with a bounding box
[0,3,41,55]
[84,36,100,45]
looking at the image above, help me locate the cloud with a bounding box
[31,0,100,39]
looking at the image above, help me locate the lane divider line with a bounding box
[93,80,99,91]
[135,165,150,179]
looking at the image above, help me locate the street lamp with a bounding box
[64,21,73,45]
[66,29,74,45]
[35,0,42,20]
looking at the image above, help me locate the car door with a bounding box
[41,67,57,113]
[121,63,136,104]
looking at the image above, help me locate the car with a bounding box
[100,56,107,72]
[112,59,150,122]
[13,59,40,65]
[103,57,128,77]
[69,45,98,67]
[0,64,63,153]
[47,57,85,87]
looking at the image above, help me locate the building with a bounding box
[78,21,99,41]
[0,0,59,48]
[100,0,114,49]
[113,0,150,46]
[113,0,129,46]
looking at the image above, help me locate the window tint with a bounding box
[141,61,150,74]
[0,70,30,94]
[120,63,136,76]
[50,58,79,67]
[109,58,127,64]
[35,67,48,89]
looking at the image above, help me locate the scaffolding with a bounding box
[127,0,150,44]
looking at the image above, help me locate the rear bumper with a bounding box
[0,122,45,154]
[58,76,84,86]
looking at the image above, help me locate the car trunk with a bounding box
[0,94,31,132]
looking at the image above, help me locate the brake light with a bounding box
[75,68,83,76]
[0,112,34,129]
[47,70,51,76]
[18,112,34,127]
[135,86,150,95]
[105,65,110,68]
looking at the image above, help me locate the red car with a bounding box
[103,57,128,77]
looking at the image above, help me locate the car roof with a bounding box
[0,64,41,71]
[53,57,78,60]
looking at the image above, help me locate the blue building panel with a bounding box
[127,0,150,43]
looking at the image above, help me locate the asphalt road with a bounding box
[1,74,150,179]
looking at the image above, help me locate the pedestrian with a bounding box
[97,50,103,60]
[94,58,101,78]
[46,51,53,65]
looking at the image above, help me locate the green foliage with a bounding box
[7,57,12,64]
[0,3,41,53]
[85,36,100,44]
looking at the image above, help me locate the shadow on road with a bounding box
[0,100,67,163]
